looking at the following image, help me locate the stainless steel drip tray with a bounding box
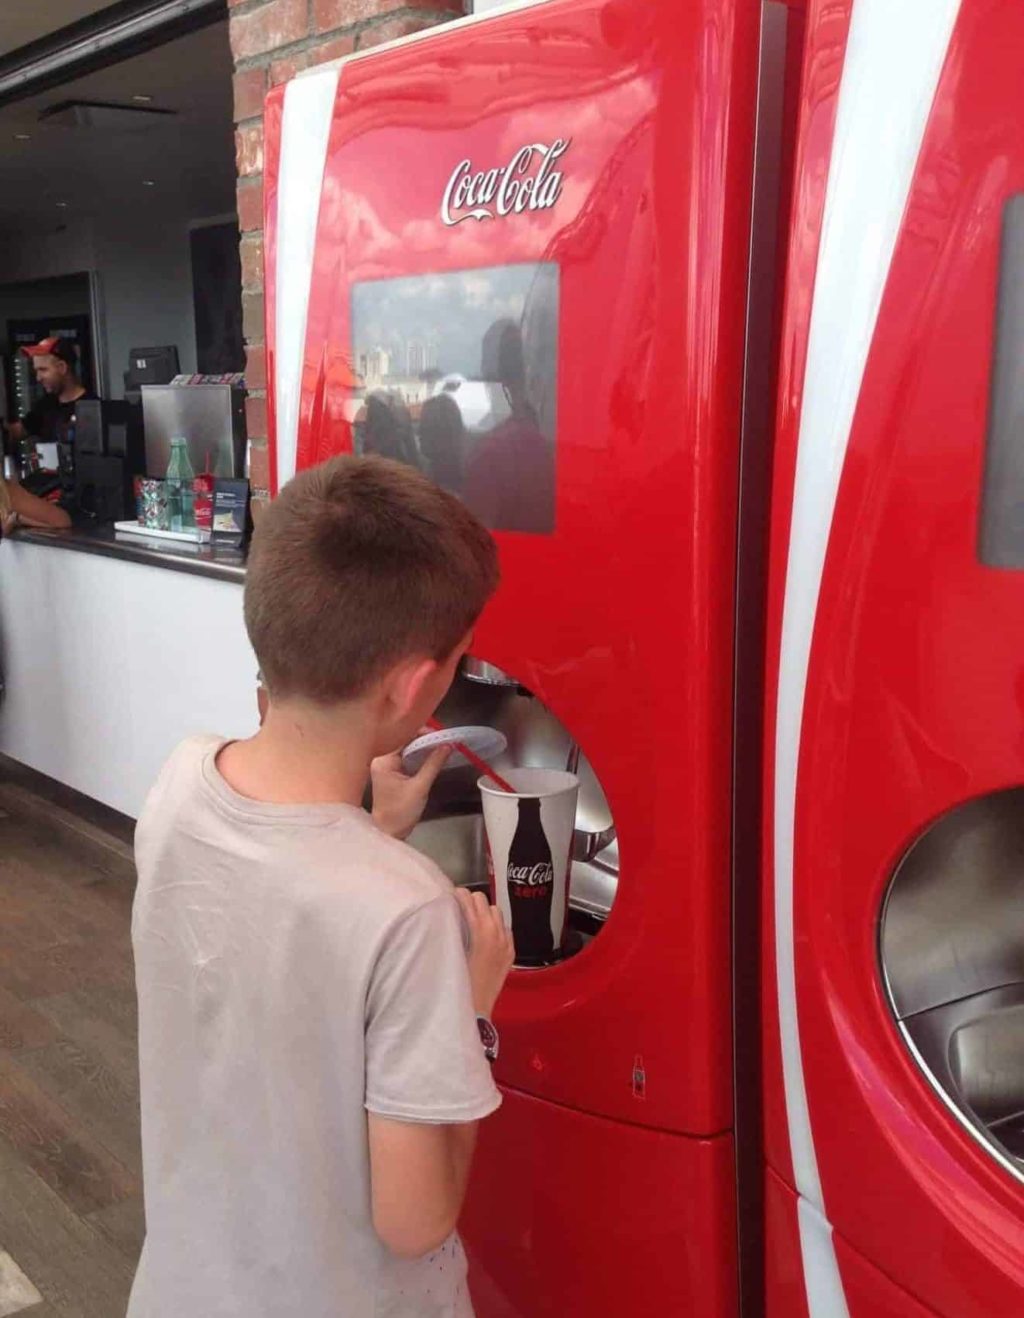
[407,813,616,920]
[903,982,1024,1167]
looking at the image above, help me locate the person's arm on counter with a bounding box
[2,478,71,532]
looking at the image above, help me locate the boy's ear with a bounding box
[385,655,440,722]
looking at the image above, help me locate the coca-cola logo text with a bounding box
[507,861,554,889]
[441,140,571,227]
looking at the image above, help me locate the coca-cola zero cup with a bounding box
[479,768,579,967]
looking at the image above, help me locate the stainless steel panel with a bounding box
[408,815,486,889]
[880,787,1024,1180]
[141,384,246,479]
[880,787,1024,1019]
[950,1001,1024,1127]
[898,985,1024,1175]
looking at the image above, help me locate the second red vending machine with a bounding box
[763,1,1024,1314]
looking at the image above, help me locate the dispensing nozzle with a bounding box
[460,656,520,687]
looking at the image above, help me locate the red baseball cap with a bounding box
[20,336,77,365]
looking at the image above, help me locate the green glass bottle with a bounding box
[165,436,195,532]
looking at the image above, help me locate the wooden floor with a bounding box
[0,761,143,1318]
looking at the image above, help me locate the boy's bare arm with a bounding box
[368,1115,479,1259]
[368,893,513,1260]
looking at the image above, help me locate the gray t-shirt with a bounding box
[128,734,500,1318]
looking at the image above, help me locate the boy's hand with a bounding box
[370,746,451,841]
[454,888,515,1018]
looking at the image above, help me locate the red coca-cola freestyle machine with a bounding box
[262,0,1024,1314]
[763,2,1024,1316]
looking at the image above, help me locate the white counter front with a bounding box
[0,535,258,817]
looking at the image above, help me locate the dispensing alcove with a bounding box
[407,657,617,951]
[879,788,1024,1176]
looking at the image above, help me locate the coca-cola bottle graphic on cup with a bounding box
[480,767,579,967]
[506,798,556,963]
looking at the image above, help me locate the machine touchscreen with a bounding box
[979,193,1024,567]
[351,262,559,534]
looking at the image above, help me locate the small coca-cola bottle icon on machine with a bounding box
[506,797,556,963]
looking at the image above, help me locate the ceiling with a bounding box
[0,16,236,236]
[0,2,116,52]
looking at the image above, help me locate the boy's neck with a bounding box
[218,700,375,806]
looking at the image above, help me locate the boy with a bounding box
[129,456,514,1318]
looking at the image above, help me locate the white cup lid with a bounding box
[401,725,508,774]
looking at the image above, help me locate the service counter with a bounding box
[0,524,258,817]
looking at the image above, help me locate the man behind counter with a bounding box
[5,336,95,449]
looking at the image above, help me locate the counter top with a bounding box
[11,521,247,584]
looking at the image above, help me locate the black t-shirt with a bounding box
[21,390,97,444]
[21,390,97,508]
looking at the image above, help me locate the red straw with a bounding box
[426,717,516,793]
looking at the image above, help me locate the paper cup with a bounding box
[479,768,579,967]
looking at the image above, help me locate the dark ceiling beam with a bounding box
[0,0,226,110]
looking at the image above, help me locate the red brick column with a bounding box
[230,0,464,507]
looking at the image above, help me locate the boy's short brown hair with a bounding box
[245,455,499,702]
